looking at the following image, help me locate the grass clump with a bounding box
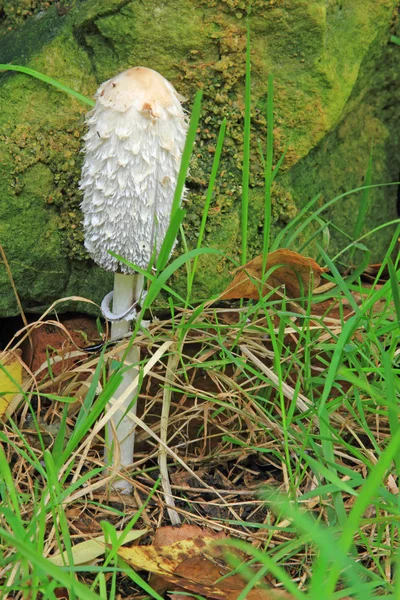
[1,248,400,598]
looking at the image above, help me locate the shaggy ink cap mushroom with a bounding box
[79,67,188,494]
[80,66,188,275]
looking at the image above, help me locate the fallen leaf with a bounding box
[54,588,69,600]
[361,263,389,284]
[154,524,226,547]
[49,529,147,566]
[173,556,290,599]
[220,250,325,300]
[0,351,22,418]
[118,525,292,599]
[118,532,220,576]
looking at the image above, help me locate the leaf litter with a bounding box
[0,251,398,597]
[220,250,325,301]
[119,525,291,599]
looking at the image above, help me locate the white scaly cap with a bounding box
[80,66,188,274]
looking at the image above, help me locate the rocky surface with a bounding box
[0,0,399,316]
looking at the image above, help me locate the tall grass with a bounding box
[241,17,252,265]
[262,73,274,277]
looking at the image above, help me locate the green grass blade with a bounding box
[262,74,274,277]
[156,207,186,271]
[318,315,360,416]
[298,216,331,254]
[0,446,21,518]
[43,451,75,573]
[109,250,190,307]
[380,346,400,476]
[221,538,306,599]
[197,118,227,250]
[156,90,203,272]
[274,182,398,251]
[333,220,400,264]
[62,370,123,461]
[317,244,360,315]
[52,404,69,464]
[118,559,164,599]
[319,406,349,528]
[350,146,373,262]
[297,449,358,497]
[388,257,400,324]
[0,526,102,599]
[74,348,107,431]
[271,193,322,250]
[271,139,290,181]
[189,118,226,288]
[241,18,251,265]
[0,64,94,106]
[325,428,400,595]
[146,247,223,307]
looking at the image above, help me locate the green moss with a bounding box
[280,31,400,262]
[0,153,69,314]
[0,3,67,61]
[0,31,94,262]
[1,0,55,31]
[0,0,398,316]
[1,119,87,260]
[0,14,102,316]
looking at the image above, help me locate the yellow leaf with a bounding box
[118,535,219,576]
[0,351,22,418]
[49,529,147,566]
[118,526,293,600]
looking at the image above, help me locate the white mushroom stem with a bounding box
[110,272,144,339]
[105,272,144,494]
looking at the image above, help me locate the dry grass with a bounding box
[1,280,398,597]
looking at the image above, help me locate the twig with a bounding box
[159,344,181,525]
[0,244,33,357]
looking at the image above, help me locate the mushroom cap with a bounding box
[80,67,187,274]
[97,66,186,114]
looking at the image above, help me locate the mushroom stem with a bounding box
[106,272,144,494]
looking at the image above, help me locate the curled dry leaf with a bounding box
[220,250,325,301]
[118,524,292,600]
[361,263,388,284]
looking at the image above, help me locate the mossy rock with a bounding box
[0,0,399,316]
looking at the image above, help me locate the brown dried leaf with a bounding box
[220,250,325,300]
[54,588,69,600]
[118,525,292,600]
[118,531,221,576]
[174,556,291,599]
[361,263,388,284]
[154,524,226,547]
